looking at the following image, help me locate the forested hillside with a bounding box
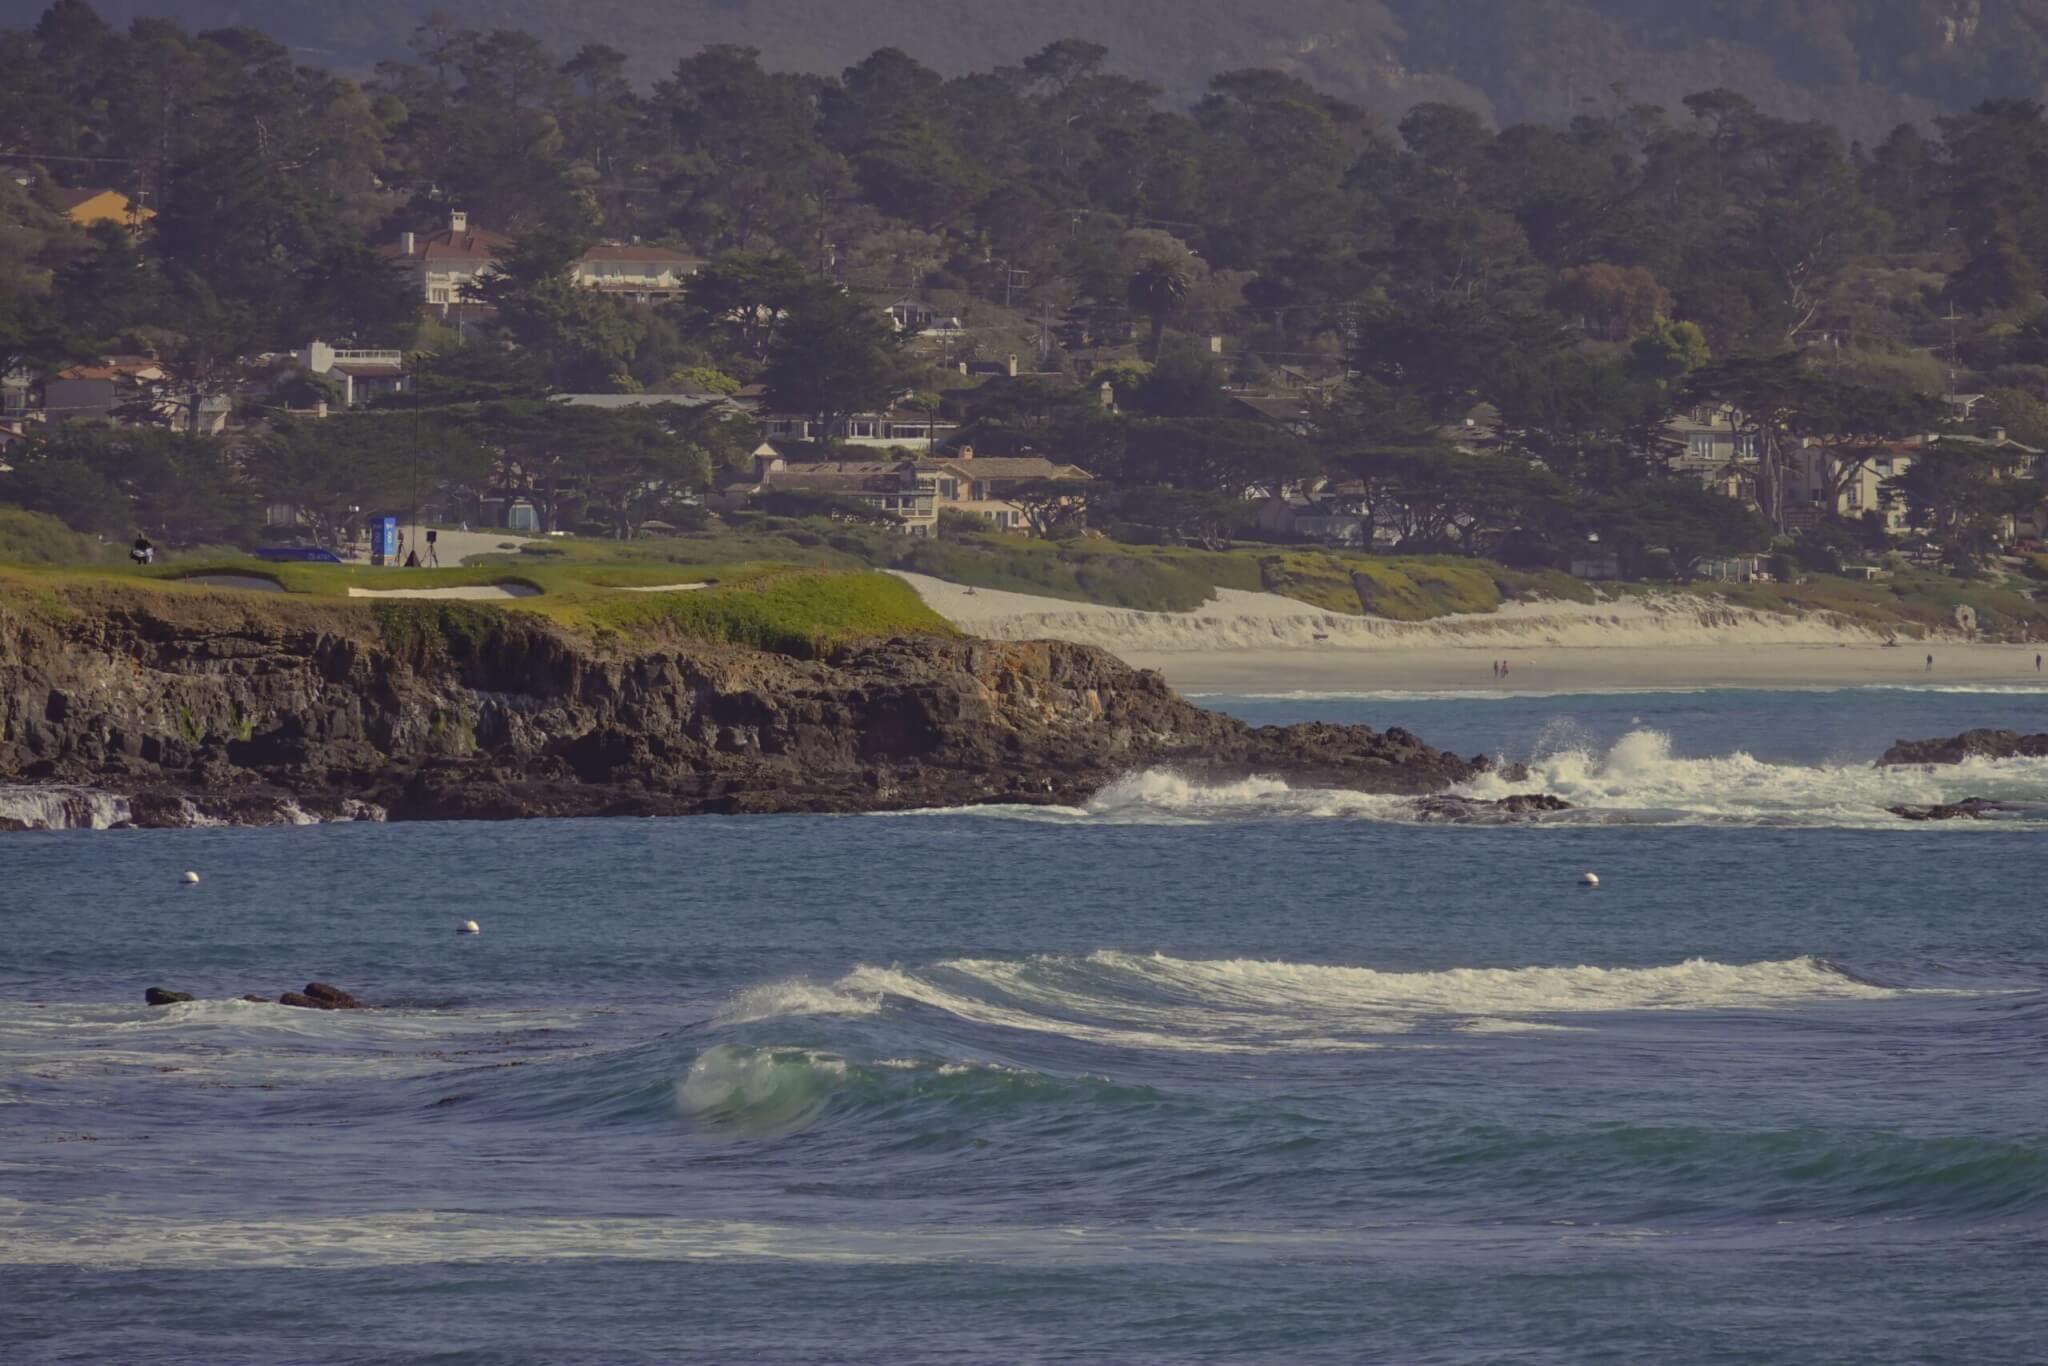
[6,0,2048,578]
[13,0,2048,132]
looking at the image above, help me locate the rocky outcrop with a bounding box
[1,590,1505,824]
[1879,730,2048,766]
[1411,793,1573,823]
[280,982,364,1010]
[1888,797,2042,822]
[144,987,193,1006]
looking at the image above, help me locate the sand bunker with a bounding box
[346,584,541,600]
[177,574,286,593]
[616,583,712,593]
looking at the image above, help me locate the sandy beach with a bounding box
[891,572,2048,694]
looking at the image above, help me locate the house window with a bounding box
[429,287,451,304]
[1848,485,1861,509]
[1734,435,1757,457]
[1689,435,1715,458]
[848,421,875,439]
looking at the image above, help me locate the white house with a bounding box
[383,211,512,313]
[572,244,705,302]
[292,341,408,409]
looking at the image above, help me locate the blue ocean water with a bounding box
[4,685,2047,1364]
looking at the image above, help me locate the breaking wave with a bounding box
[722,951,1931,1057]
[1457,728,2048,827]
[906,730,2048,829]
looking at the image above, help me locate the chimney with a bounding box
[400,230,416,256]
[1993,427,2009,443]
[1099,381,1115,411]
[955,444,974,461]
[450,210,468,235]
[1005,353,1019,378]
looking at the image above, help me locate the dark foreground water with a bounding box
[4,686,2047,1364]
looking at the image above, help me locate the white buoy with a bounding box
[1580,872,1600,887]
[181,870,200,885]
[458,919,480,935]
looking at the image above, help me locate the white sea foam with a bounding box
[897,729,2048,829]
[720,950,1918,1055]
[0,1195,1404,1271]
[0,785,132,831]
[713,979,884,1025]
[1455,728,2048,827]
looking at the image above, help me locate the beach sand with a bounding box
[1134,642,2047,695]
[891,572,2048,694]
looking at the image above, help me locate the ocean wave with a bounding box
[714,979,884,1025]
[1456,729,2048,827]
[719,951,1933,1057]
[899,732,2048,829]
[671,1043,1164,1139]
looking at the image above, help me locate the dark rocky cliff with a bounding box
[0,588,1493,826]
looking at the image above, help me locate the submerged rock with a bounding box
[1411,793,1573,824]
[143,987,193,1006]
[1879,730,2048,766]
[1888,797,2036,822]
[279,982,364,1010]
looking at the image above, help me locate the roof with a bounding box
[766,461,918,494]
[383,226,514,263]
[1230,393,1314,424]
[554,392,741,411]
[578,244,705,267]
[923,456,1091,481]
[331,362,405,378]
[56,359,164,382]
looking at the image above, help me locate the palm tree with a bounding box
[1126,257,1190,360]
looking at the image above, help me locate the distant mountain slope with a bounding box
[6,0,2045,132]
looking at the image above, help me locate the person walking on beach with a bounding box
[1926,653,1934,672]
[2036,654,2041,673]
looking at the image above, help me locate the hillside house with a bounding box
[386,211,701,313]
[384,211,513,314]
[1666,404,1757,481]
[54,186,153,231]
[572,244,704,302]
[1230,392,1317,436]
[729,448,1091,534]
[292,341,408,409]
[1789,439,1915,534]
[759,408,961,449]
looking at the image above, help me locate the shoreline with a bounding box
[889,572,2047,695]
[1132,642,2048,695]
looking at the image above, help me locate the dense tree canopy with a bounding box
[7,2,2048,570]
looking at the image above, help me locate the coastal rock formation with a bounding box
[0,589,1506,825]
[1887,798,2039,822]
[144,987,193,1006]
[280,983,364,1010]
[1878,730,2048,766]
[1411,794,1573,823]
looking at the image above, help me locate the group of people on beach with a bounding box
[1491,659,1513,680]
